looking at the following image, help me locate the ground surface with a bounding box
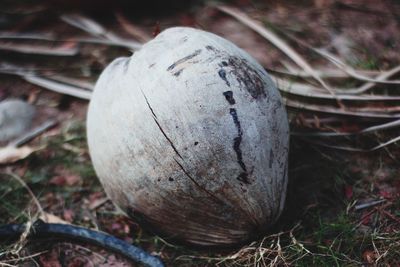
[0,0,399,266]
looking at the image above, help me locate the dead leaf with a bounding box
[63,209,75,222]
[40,252,62,267]
[40,212,70,224]
[115,12,151,42]
[0,145,35,164]
[49,175,66,186]
[362,250,376,264]
[65,174,81,185]
[361,211,372,225]
[89,197,109,210]
[344,185,353,199]
[49,174,81,186]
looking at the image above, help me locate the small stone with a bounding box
[0,99,35,143]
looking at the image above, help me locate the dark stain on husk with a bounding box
[226,56,267,99]
[229,108,250,184]
[223,90,235,105]
[208,46,267,100]
[218,69,230,87]
[167,49,202,71]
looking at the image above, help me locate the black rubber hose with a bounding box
[0,220,164,267]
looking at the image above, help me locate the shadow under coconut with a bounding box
[123,138,350,252]
[271,137,349,233]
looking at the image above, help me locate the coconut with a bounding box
[87,27,289,246]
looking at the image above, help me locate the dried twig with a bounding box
[61,14,142,50]
[0,42,78,56]
[88,197,110,210]
[355,200,386,210]
[0,261,15,267]
[0,63,92,99]
[23,75,92,100]
[274,76,400,101]
[314,49,400,85]
[355,119,400,133]
[379,209,400,224]
[337,65,400,94]
[365,135,400,151]
[302,135,400,151]
[275,30,400,85]
[1,251,47,266]
[0,62,41,76]
[115,12,151,42]
[46,75,94,91]
[267,66,380,79]
[291,118,400,137]
[10,220,33,256]
[284,98,400,119]
[0,32,56,40]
